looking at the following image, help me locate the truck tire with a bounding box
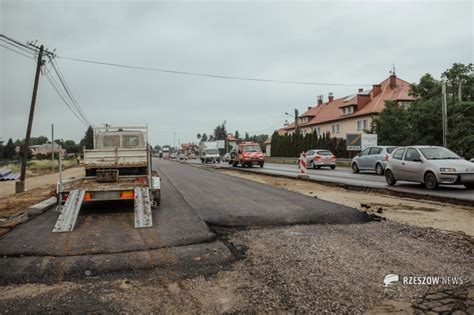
[260,162,264,168]
[153,190,161,206]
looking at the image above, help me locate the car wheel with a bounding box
[330,165,336,170]
[375,163,384,175]
[309,161,315,169]
[385,170,396,186]
[316,166,321,169]
[352,163,359,173]
[232,162,238,167]
[424,172,438,190]
[465,184,474,190]
[260,163,264,168]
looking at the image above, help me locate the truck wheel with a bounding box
[260,162,264,168]
[232,161,238,167]
[201,159,204,164]
[153,191,161,206]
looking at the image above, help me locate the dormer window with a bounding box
[341,106,355,116]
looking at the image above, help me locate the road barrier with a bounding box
[298,152,309,178]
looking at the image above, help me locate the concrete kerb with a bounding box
[207,165,474,207]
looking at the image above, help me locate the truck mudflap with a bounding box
[134,187,153,228]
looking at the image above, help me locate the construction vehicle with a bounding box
[229,141,265,168]
[199,141,220,163]
[53,126,160,233]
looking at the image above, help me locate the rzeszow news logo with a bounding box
[384,274,464,287]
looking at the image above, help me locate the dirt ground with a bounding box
[0,167,84,218]
[220,170,474,237]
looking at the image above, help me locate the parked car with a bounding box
[384,146,474,190]
[223,153,231,162]
[352,146,397,175]
[305,149,336,169]
[170,152,178,160]
[178,153,186,160]
[470,158,474,163]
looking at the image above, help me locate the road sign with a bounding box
[216,140,225,149]
[346,133,362,151]
[362,134,378,150]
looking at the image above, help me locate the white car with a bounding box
[384,146,474,190]
[305,149,336,169]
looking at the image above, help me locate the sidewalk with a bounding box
[0,167,84,198]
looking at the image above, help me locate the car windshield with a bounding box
[206,149,218,154]
[419,147,460,160]
[242,145,261,152]
[317,150,333,156]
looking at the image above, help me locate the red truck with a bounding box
[229,141,265,168]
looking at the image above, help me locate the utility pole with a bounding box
[16,45,44,193]
[442,81,448,148]
[173,132,176,151]
[294,108,299,131]
[51,124,55,172]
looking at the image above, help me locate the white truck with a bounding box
[53,126,160,232]
[199,141,220,163]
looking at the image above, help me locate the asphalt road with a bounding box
[154,158,368,226]
[185,159,473,203]
[0,158,367,283]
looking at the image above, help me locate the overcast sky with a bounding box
[1,0,472,146]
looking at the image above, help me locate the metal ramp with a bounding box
[53,189,85,233]
[134,187,153,228]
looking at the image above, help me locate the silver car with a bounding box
[351,146,396,175]
[384,146,474,190]
[305,149,336,169]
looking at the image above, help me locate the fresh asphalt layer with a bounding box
[155,158,368,227]
[0,158,368,283]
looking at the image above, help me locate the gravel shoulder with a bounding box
[219,169,474,237]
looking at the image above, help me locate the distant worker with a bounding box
[76,155,80,165]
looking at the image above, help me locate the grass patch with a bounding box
[2,159,77,176]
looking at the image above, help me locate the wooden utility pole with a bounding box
[294,108,299,131]
[16,45,44,193]
[51,124,55,172]
[441,81,448,148]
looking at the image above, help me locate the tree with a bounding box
[213,123,227,140]
[63,140,80,154]
[234,130,240,140]
[448,101,474,159]
[3,138,16,159]
[196,133,201,140]
[244,132,250,141]
[201,133,208,142]
[407,98,442,146]
[79,126,94,149]
[410,73,441,100]
[441,63,473,102]
[372,101,411,146]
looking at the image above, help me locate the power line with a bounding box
[58,56,372,87]
[0,43,35,60]
[0,34,37,53]
[47,56,92,125]
[43,65,89,127]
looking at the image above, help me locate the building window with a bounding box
[315,127,321,137]
[357,119,369,131]
[331,124,340,134]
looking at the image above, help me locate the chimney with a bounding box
[358,88,363,93]
[328,92,334,103]
[372,84,382,97]
[389,74,397,89]
[317,95,323,106]
[356,94,371,109]
[307,106,312,110]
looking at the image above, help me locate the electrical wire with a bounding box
[58,56,372,87]
[0,34,37,53]
[0,43,35,60]
[43,65,89,127]
[47,56,92,125]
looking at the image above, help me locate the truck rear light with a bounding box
[84,192,94,201]
[120,190,134,199]
[62,192,69,201]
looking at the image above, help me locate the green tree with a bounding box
[234,130,240,140]
[3,138,16,159]
[196,133,201,141]
[201,133,208,142]
[407,98,442,145]
[213,123,227,140]
[79,126,94,149]
[410,73,441,100]
[63,140,80,154]
[373,101,411,146]
[441,63,473,102]
[448,101,474,159]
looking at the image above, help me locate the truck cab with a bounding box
[200,141,220,163]
[229,142,265,168]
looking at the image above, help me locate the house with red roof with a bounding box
[279,73,415,139]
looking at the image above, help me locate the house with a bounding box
[30,142,65,156]
[280,73,415,139]
[263,138,272,156]
[226,134,238,150]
